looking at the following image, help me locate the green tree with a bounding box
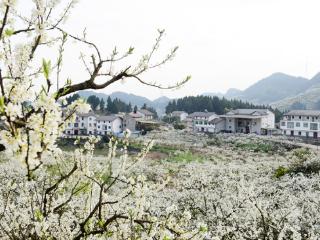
[99,98,105,112]
[65,93,80,106]
[87,95,100,111]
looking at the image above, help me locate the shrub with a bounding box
[173,123,186,130]
[274,166,289,178]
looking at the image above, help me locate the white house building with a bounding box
[64,112,123,136]
[221,109,275,134]
[171,111,188,121]
[188,112,223,133]
[280,110,320,138]
[96,116,123,135]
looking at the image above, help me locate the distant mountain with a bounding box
[77,71,320,114]
[271,72,320,110]
[224,88,243,98]
[240,73,309,104]
[77,90,170,115]
[202,73,312,107]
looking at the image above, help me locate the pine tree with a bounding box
[99,98,105,112]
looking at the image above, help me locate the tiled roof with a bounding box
[96,115,119,121]
[209,118,224,124]
[226,109,270,116]
[78,112,97,117]
[285,110,320,116]
[188,112,217,118]
[138,109,155,116]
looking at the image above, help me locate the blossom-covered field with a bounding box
[1,129,320,239]
[128,131,320,239]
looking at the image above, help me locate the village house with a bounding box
[188,112,223,133]
[131,109,155,120]
[171,111,188,121]
[280,110,320,138]
[64,112,123,136]
[221,109,275,134]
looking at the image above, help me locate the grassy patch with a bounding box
[165,151,205,163]
[274,166,289,178]
[233,141,274,153]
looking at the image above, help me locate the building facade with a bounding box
[64,112,123,136]
[189,112,222,133]
[280,110,320,138]
[221,109,275,134]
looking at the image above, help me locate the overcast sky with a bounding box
[59,0,320,99]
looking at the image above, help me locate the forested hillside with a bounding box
[166,95,284,122]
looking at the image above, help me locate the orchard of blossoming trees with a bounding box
[1,0,320,240]
[0,0,205,239]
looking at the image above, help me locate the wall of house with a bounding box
[111,118,123,134]
[123,117,137,132]
[280,117,320,138]
[261,112,275,129]
[251,119,262,134]
[226,118,235,132]
[215,120,226,133]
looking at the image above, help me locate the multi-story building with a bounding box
[64,112,123,136]
[96,116,123,135]
[188,112,223,133]
[280,110,320,138]
[222,109,275,134]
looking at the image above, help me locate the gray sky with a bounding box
[60,0,320,99]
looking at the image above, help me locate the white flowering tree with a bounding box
[0,0,205,239]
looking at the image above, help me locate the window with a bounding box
[284,130,286,135]
[303,123,308,128]
[307,116,310,120]
[298,131,301,136]
[98,126,100,129]
[98,120,100,123]
[299,116,301,119]
[89,117,92,121]
[89,123,92,127]
[281,122,286,126]
[67,131,70,134]
[68,123,72,127]
[82,117,84,120]
[229,119,232,122]
[310,123,318,130]
[287,122,294,129]
[108,126,111,129]
[306,132,309,137]
[296,122,300,127]
[74,123,79,127]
